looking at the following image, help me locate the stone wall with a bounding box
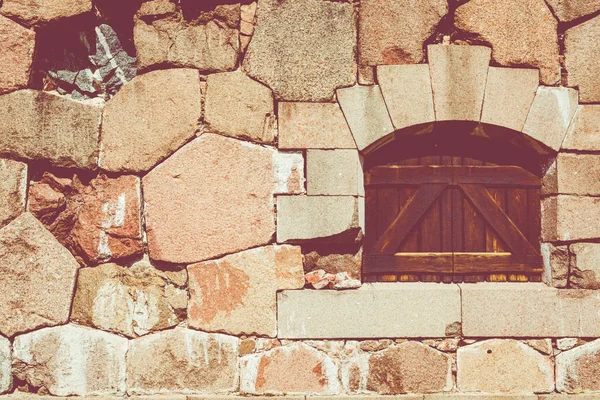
[2,0,600,398]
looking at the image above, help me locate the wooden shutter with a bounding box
[363,157,542,282]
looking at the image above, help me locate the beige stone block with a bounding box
[565,15,600,103]
[357,66,375,86]
[0,158,27,229]
[461,283,600,337]
[481,67,539,132]
[191,397,303,400]
[428,45,491,122]
[427,395,537,400]
[546,0,600,22]
[278,102,356,149]
[557,153,600,195]
[315,397,422,400]
[337,85,394,151]
[307,150,361,195]
[540,395,600,400]
[276,195,360,243]
[570,243,600,289]
[556,339,600,393]
[0,15,35,94]
[522,86,579,151]
[377,64,435,130]
[0,335,10,394]
[541,242,569,289]
[278,283,461,339]
[542,195,600,242]
[563,105,600,151]
[1,0,92,26]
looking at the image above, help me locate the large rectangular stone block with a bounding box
[306,149,362,195]
[556,153,600,195]
[461,283,600,337]
[278,283,461,339]
[542,195,600,241]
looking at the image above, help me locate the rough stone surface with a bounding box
[276,196,360,243]
[278,283,461,339]
[71,260,187,338]
[205,70,275,144]
[523,87,579,152]
[563,105,600,151]
[367,342,452,394]
[0,15,35,94]
[461,283,600,337]
[565,15,600,103]
[428,45,491,121]
[481,67,539,132]
[278,102,356,149]
[187,245,304,337]
[337,85,394,151]
[541,242,569,289]
[0,335,10,394]
[556,339,600,393]
[134,5,239,72]
[303,245,362,280]
[359,0,447,66]
[307,150,362,196]
[570,243,600,289]
[240,343,340,395]
[0,158,27,229]
[557,338,579,351]
[557,154,600,195]
[243,0,356,101]
[542,195,600,242]
[127,327,239,395]
[0,0,92,26]
[12,324,127,396]
[100,68,201,172]
[28,173,143,265]
[0,213,79,338]
[454,0,560,85]
[457,339,554,393]
[144,134,300,264]
[0,90,101,169]
[546,0,600,22]
[377,65,435,130]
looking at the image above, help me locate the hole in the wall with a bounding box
[487,349,492,354]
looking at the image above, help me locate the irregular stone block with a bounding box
[542,195,600,242]
[303,244,362,280]
[461,283,600,337]
[205,70,275,144]
[307,150,362,196]
[481,67,539,132]
[457,339,554,393]
[0,15,35,94]
[428,45,491,122]
[337,85,394,151]
[359,0,447,65]
[546,0,600,22]
[278,283,461,339]
[188,245,304,337]
[276,195,360,243]
[367,342,452,394]
[127,327,239,395]
[1,0,92,26]
[240,342,340,395]
[557,153,600,195]
[0,90,100,169]
[0,335,10,394]
[556,339,600,393]
[563,106,600,151]
[12,324,127,396]
[377,65,435,130]
[71,260,187,338]
[428,396,538,400]
[0,213,79,337]
[565,15,600,103]
[278,102,356,149]
[570,243,600,289]
[243,0,356,101]
[455,0,559,85]
[0,158,27,229]
[523,87,579,151]
[272,151,305,195]
[144,134,299,264]
[100,69,201,172]
[541,243,569,289]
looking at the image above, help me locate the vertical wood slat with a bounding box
[487,188,508,282]
[507,188,529,281]
[364,187,379,252]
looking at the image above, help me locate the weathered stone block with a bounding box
[563,105,600,151]
[481,67,539,132]
[278,102,356,149]
[461,283,600,337]
[276,195,360,243]
[100,69,201,172]
[278,283,461,339]
[557,153,600,195]
[457,339,554,393]
[0,16,35,94]
[0,335,10,394]
[556,339,600,393]
[12,324,127,396]
[565,15,600,103]
[542,195,600,242]
[541,243,569,289]
[0,213,79,337]
[546,0,600,22]
[243,0,356,101]
[358,0,447,65]
[205,70,274,144]
[337,85,394,151]
[570,243,600,289]
[0,158,27,229]
[127,328,239,395]
[0,90,101,169]
[427,396,538,400]
[377,64,435,130]
[306,150,362,196]
[1,0,92,26]
[240,343,340,395]
[428,45,491,121]
[188,245,304,337]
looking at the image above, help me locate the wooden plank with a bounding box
[454,166,540,187]
[420,194,442,252]
[453,253,542,273]
[376,186,399,243]
[365,166,452,186]
[463,194,487,252]
[441,188,453,252]
[399,187,419,251]
[459,184,539,256]
[371,183,448,254]
[363,253,454,274]
[527,188,541,247]
[364,187,379,252]
[485,188,507,252]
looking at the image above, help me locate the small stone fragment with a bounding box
[570,243,600,289]
[240,339,256,356]
[1,0,92,26]
[303,245,362,280]
[0,15,35,94]
[556,339,600,393]
[332,272,362,290]
[360,340,394,352]
[527,339,554,356]
[565,15,600,103]
[0,335,10,394]
[0,158,27,229]
[437,338,460,353]
[557,338,579,351]
[541,243,569,288]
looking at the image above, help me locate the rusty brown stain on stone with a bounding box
[255,354,272,390]
[311,360,327,387]
[381,46,413,64]
[286,165,302,194]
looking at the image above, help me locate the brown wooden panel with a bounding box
[463,195,487,252]
[365,166,453,186]
[364,187,379,252]
[451,187,464,254]
[441,188,453,252]
[376,187,400,240]
[486,188,507,253]
[454,166,540,187]
[420,195,442,252]
[398,187,419,252]
[364,253,453,274]
[453,253,542,274]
